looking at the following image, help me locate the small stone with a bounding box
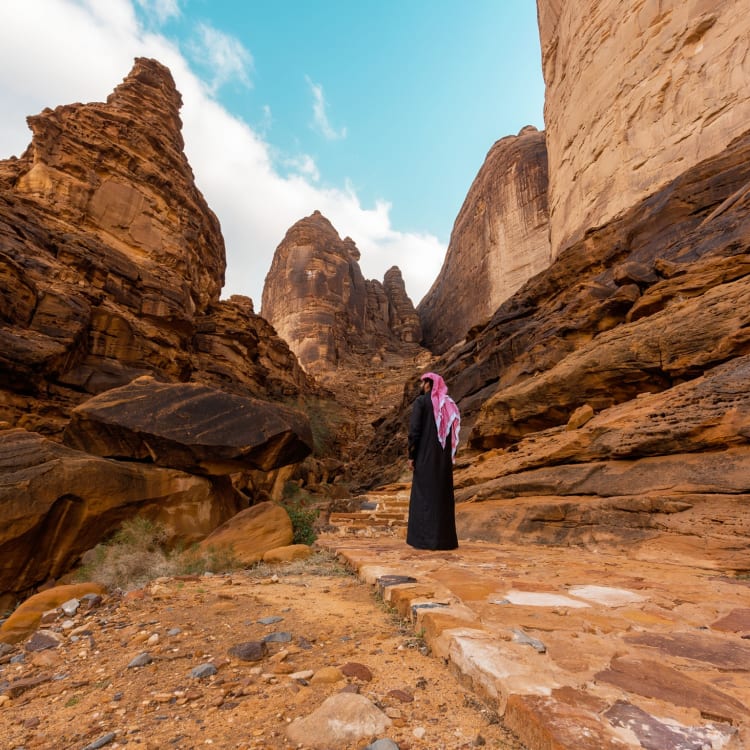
[340,662,373,681]
[413,727,426,739]
[25,630,62,652]
[289,670,314,681]
[190,663,218,679]
[24,716,41,728]
[82,731,116,749]
[167,627,182,636]
[263,631,292,643]
[386,689,414,703]
[60,598,80,617]
[385,707,402,719]
[127,652,153,668]
[364,741,400,750]
[147,634,160,646]
[310,666,344,684]
[81,593,103,609]
[258,616,284,625]
[0,694,10,707]
[40,609,59,624]
[228,641,268,662]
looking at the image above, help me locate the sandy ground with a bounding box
[0,552,528,750]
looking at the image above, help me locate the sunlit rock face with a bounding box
[0,58,323,605]
[0,57,314,437]
[538,0,750,258]
[261,210,423,375]
[418,126,551,354]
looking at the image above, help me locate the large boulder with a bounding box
[0,428,241,608]
[63,376,314,475]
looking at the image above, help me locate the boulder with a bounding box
[198,502,293,566]
[63,376,314,474]
[0,583,105,644]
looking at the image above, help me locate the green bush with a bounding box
[280,482,319,545]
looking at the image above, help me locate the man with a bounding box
[406,372,460,550]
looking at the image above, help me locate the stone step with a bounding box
[316,535,750,750]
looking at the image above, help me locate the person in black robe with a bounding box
[406,374,459,550]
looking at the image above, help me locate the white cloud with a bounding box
[135,0,180,25]
[187,22,253,93]
[0,0,442,310]
[306,75,347,141]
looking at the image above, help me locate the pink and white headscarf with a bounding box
[421,372,461,462]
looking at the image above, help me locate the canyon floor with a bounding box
[0,551,526,750]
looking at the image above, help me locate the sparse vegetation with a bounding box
[246,549,353,580]
[74,517,238,591]
[280,481,320,545]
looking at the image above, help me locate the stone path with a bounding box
[318,489,750,750]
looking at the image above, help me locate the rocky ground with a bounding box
[0,552,527,750]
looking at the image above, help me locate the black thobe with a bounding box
[406,392,458,550]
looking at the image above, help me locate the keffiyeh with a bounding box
[421,372,460,461]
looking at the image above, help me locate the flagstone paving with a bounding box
[318,490,750,750]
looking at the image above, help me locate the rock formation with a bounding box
[0,59,323,604]
[418,126,551,354]
[361,124,750,568]
[261,211,423,378]
[538,0,750,258]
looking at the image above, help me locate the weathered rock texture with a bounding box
[418,126,551,353]
[538,0,750,258]
[0,59,327,604]
[362,125,750,569]
[261,211,424,377]
[0,428,242,609]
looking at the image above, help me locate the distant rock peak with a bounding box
[262,211,423,374]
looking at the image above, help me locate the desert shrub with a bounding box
[75,517,238,590]
[280,482,320,545]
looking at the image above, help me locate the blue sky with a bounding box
[0,0,544,308]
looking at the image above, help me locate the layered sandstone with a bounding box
[0,59,327,604]
[261,211,423,376]
[538,0,750,258]
[359,126,750,569]
[418,126,551,353]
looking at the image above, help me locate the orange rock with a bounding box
[0,583,105,644]
[262,544,313,563]
[199,502,293,566]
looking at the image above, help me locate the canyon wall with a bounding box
[418,126,550,354]
[538,0,750,258]
[0,59,322,606]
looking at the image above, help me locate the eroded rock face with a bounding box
[0,58,315,438]
[0,428,242,607]
[261,211,423,375]
[418,126,550,354]
[0,59,324,603]
[538,0,750,258]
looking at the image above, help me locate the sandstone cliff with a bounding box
[0,59,324,606]
[538,0,750,258]
[261,211,424,377]
[418,126,551,354]
[360,125,750,572]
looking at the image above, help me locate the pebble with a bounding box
[61,598,80,617]
[340,662,373,681]
[364,740,400,750]
[227,641,267,662]
[413,726,426,739]
[127,652,153,668]
[167,627,182,636]
[263,631,292,643]
[258,616,283,625]
[82,732,116,750]
[190,663,218,679]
